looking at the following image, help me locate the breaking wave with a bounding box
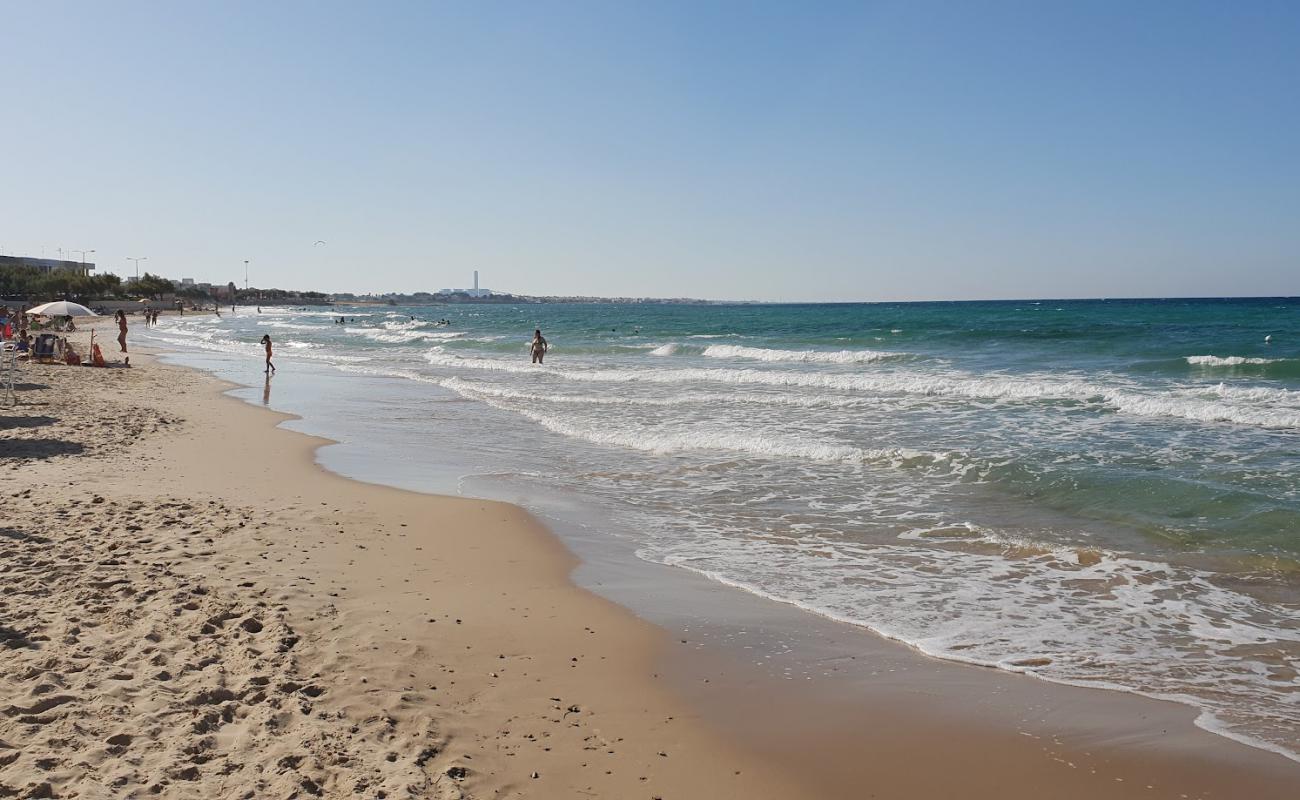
[702,344,907,363]
[423,352,1300,430]
[1187,355,1283,366]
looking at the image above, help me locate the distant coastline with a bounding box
[330,291,757,305]
[329,293,1298,307]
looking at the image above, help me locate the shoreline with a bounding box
[3,320,1298,798]
[4,337,806,798]
[140,329,1300,792]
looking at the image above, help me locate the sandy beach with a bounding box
[3,317,1298,799]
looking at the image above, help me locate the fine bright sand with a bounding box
[3,317,1298,799]
[1,336,800,799]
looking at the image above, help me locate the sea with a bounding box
[140,298,1300,760]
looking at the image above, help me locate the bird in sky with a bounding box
[313,240,327,246]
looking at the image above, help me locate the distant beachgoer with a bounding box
[530,329,548,364]
[114,311,128,352]
[260,334,276,374]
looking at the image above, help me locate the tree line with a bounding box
[0,264,329,304]
[0,265,185,301]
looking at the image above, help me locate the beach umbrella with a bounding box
[26,300,98,317]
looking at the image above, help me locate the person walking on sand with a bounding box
[115,310,128,353]
[530,329,549,364]
[260,334,276,374]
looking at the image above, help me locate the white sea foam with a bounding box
[257,321,320,331]
[439,376,894,412]
[422,352,1300,429]
[1110,389,1300,428]
[702,344,906,363]
[380,318,433,331]
[346,325,464,344]
[640,531,1300,762]
[1186,355,1282,366]
[142,325,372,363]
[649,343,680,356]
[264,309,374,318]
[1193,383,1299,404]
[457,386,942,465]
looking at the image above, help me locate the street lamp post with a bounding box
[72,249,95,275]
[126,256,147,281]
[244,260,249,291]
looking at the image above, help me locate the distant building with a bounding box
[0,255,96,276]
[439,269,493,298]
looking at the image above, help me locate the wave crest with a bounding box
[702,344,906,363]
[1187,355,1282,366]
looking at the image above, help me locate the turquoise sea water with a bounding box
[143,298,1299,759]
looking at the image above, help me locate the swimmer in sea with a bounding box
[530,329,548,364]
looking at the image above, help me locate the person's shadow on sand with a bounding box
[0,439,85,459]
[0,415,57,431]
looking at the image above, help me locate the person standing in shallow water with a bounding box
[260,334,276,374]
[530,329,548,364]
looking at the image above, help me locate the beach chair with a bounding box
[32,334,62,364]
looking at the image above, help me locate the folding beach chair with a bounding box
[32,334,62,364]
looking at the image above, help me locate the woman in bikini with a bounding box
[530,329,548,364]
[260,334,276,374]
[115,310,128,353]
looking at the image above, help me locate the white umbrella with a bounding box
[26,301,98,317]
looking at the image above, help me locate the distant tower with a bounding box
[473,270,479,291]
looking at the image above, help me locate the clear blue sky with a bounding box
[2,1,1296,301]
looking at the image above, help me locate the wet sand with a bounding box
[2,317,1296,798]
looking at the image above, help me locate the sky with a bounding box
[1,1,1297,302]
